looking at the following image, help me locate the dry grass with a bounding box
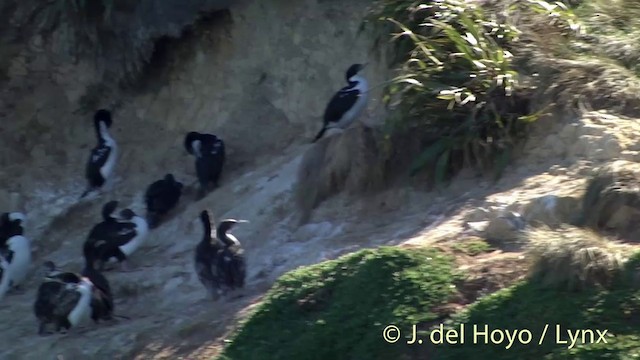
[523,225,628,291]
[525,55,640,118]
[294,123,385,224]
[575,0,640,72]
[577,160,640,238]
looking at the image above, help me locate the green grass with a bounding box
[218,246,640,360]
[451,238,493,256]
[217,246,459,360]
[435,281,640,359]
[432,250,640,359]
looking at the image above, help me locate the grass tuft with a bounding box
[523,225,627,291]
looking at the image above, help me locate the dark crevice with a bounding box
[125,8,233,94]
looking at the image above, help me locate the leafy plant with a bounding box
[370,0,541,185]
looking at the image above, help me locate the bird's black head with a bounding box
[1,212,25,237]
[217,219,248,234]
[94,109,112,129]
[164,173,175,183]
[1,212,25,225]
[102,201,119,221]
[42,261,56,272]
[185,132,201,155]
[41,261,59,277]
[8,212,26,225]
[119,208,136,220]
[345,63,366,81]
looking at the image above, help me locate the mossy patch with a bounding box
[218,246,459,360]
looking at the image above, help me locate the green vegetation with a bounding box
[369,0,540,185]
[437,275,640,360]
[573,0,640,75]
[217,246,640,360]
[218,246,459,360]
[451,238,493,256]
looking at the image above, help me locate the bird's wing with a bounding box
[35,281,65,316]
[323,88,361,124]
[209,139,225,155]
[92,221,136,246]
[89,221,138,248]
[88,143,112,168]
[228,248,246,287]
[110,222,139,246]
[54,286,82,318]
[195,257,217,286]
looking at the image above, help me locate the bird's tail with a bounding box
[312,127,327,143]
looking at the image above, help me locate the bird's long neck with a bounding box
[95,122,114,144]
[202,219,213,245]
[216,228,236,247]
[347,75,368,91]
[216,228,228,245]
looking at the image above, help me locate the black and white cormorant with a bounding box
[33,264,94,335]
[83,201,149,272]
[81,109,118,199]
[312,63,369,143]
[0,212,26,247]
[144,173,184,228]
[34,259,113,335]
[184,132,226,199]
[0,230,31,301]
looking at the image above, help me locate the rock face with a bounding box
[0,0,392,358]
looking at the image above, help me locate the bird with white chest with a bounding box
[33,260,114,335]
[313,63,369,143]
[0,229,32,301]
[33,267,95,336]
[81,109,118,199]
[83,201,149,272]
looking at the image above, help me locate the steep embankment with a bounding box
[0,0,398,358]
[4,0,640,359]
